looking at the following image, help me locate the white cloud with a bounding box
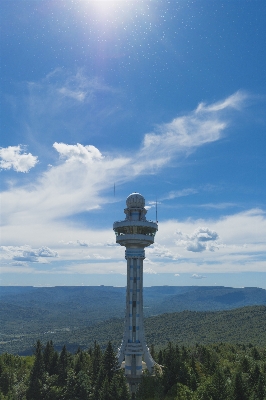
[92,253,111,260]
[106,241,119,247]
[196,91,247,113]
[58,87,87,102]
[56,71,114,103]
[160,188,198,201]
[136,92,247,174]
[11,261,29,267]
[0,145,38,173]
[1,91,247,230]
[0,245,58,263]
[1,208,265,275]
[53,142,103,164]
[191,274,206,279]
[199,203,237,209]
[152,208,266,273]
[36,247,58,257]
[147,243,180,260]
[176,227,219,253]
[22,69,120,139]
[2,89,260,276]
[143,267,157,274]
[77,240,89,247]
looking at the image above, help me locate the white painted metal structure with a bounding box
[113,193,158,392]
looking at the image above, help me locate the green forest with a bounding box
[0,340,265,399]
[1,306,266,399]
[2,306,266,355]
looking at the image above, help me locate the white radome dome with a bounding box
[126,193,145,208]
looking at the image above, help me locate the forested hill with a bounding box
[1,285,266,332]
[1,285,266,355]
[1,306,266,355]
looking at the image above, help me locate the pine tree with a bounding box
[232,371,247,400]
[150,344,156,360]
[157,349,163,365]
[43,341,55,375]
[162,342,180,394]
[99,377,110,400]
[74,349,91,375]
[94,365,106,400]
[75,370,92,400]
[57,345,71,387]
[102,341,118,383]
[175,382,194,400]
[112,370,131,400]
[26,340,45,400]
[64,368,76,400]
[249,363,261,389]
[253,375,265,400]
[210,368,229,400]
[91,341,102,383]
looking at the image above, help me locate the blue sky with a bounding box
[1,0,266,288]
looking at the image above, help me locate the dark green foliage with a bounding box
[27,340,45,399]
[161,342,182,393]
[136,342,266,400]
[136,369,164,400]
[64,369,91,400]
[101,341,118,383]
[209,368,230,400]
[91,340,102,382]
[0,352,32,399]
[1,284,266,355]
[254,374,265,400]
[0,340,129,399]
[110,370,131,400]
[3,305,266,355]
[43,340,59,377]
[232,371,247,400]
[57,345,71,386]
[1,340,265,400]
[93,342,130,400]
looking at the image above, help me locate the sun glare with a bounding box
[81,0,151,26]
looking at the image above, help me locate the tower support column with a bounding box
[113,193,158,395]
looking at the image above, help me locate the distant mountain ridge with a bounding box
[153,286,266,313]
[1,285,266,335]
[1,305,265,355]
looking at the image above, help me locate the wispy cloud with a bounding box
[77,240,89,247]
[143,267,157,274]
[160,188,198,201]
[2,86,244,230]
[135,91,247,172]
[190,274,206,279]
[1,84,252,275]
[147,243,180,260]
[199,202,237,209]
[196,91,248,113]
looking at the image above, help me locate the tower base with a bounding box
[126,375,142,397]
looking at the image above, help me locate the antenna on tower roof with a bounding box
[114,183,116,197]
[156,197,158,223]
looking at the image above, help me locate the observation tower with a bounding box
[113,193,158,394]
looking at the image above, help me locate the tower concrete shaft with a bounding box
[113,193,158,393]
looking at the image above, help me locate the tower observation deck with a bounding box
[113,193,158,394]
